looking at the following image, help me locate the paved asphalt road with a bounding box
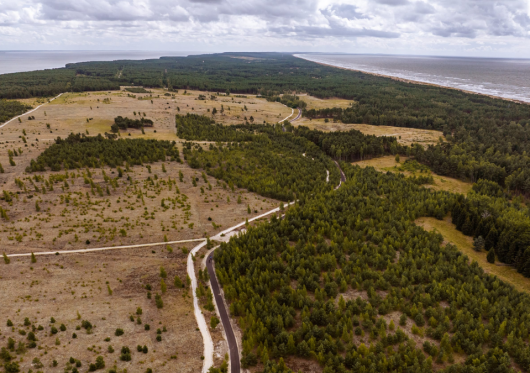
[207,255,241,373]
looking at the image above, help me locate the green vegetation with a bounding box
[213,164,530,372]
[0,100,31,123]
[112,116,153,132]
[26,133,180,172]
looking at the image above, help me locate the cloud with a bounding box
[323,4,370,20]
[0,0,528,56]
[374,0,410,6]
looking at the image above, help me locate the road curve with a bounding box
[291,108,302,121]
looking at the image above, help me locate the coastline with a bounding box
[295,55,530,106]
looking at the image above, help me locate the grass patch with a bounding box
[416,216,530,294]
[354,156,472,195]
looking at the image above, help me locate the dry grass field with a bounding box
[0,241,202,373]
[298,95,353,110]
[0,89,284,372]
[295,119,443,147]
[416,216,530,295]
[353,156,472,195]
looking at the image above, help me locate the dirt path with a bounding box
[291,108,302,121]
[334,160,346,189]
[0,93,63,128]
[4,238,206,258]
[278,107,294,123]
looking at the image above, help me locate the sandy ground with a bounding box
[0,241,203,373]
[0,89,284,372]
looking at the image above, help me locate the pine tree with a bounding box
[485,226,498,251]
[473,236,485,252]
[487,248,495,264]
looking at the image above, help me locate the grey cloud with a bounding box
[374,0,410,6]
[269,24,400,39]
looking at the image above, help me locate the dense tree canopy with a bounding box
[26,133,180,172]
[0,100,31,123]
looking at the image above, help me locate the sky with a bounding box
[0,0,529,58]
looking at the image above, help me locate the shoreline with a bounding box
[295,55,530,106]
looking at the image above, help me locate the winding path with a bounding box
[0,93,63,129]
[291,108,302,122]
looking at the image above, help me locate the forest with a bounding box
[0,99,31,123]
[3,52,530,193]
[25,133,180,172]
[214,163,530,373]
[170,115,530,372]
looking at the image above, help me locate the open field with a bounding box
[0,241,204,373]
[297,94,353,110]
[0,89,283,372]
[295,119,444,147]
[416,216,530,295]
[353,156,472,195]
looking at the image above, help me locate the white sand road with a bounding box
[190,203,294,372]
[4,238,207,258]
[0,93,64,129]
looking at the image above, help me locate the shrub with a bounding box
[6,319,13,327]
[155,293,163,309]
[115,328,124,336]
[241,353,258,368]
[120,346,131,361]
[210,316,220,329]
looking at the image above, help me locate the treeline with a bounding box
[178,120,340,201]
[112,116,153,131]
[294,126,402,162]
[176,114,254,142]
[0,69,119,99]
[266,94,307,109]
[451,184,530,276]
[0,100,31,123]
[175,114,402,200]
[214,164,530,372]
[26,133,180,172]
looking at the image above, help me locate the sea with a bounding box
[0,50,197,75]
[296,54,530,103]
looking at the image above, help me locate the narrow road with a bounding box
[207,256,240,373]
[291,107,302,121]
[0,93,63,129]
[5,238,206,258]
[334,160,346,190]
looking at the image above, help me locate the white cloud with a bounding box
[0,0,528,57]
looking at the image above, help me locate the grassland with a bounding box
[416,216,530,295]
[0,88,284,372]
[0,241,202,373]
[353,156,472,195]
[294,119,444,148]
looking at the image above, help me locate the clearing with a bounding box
[295,120,443,147]
[0,240,202,373]
[0,88,282,372]
[353,156,472,195]
[416,216,530,295]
